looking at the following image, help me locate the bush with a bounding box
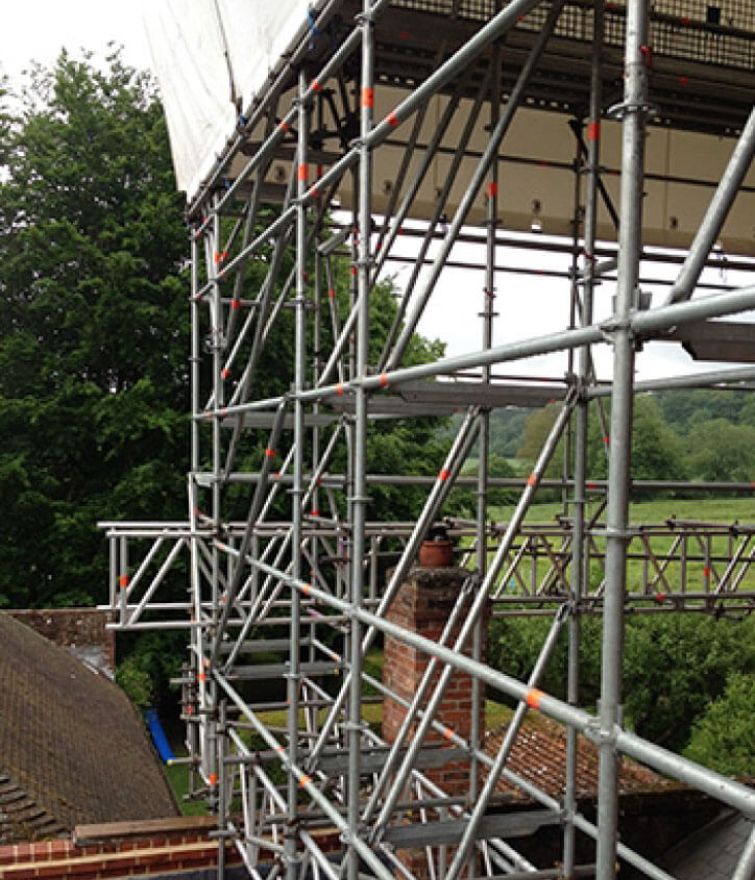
[684,673,755,776]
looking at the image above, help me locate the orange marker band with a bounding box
[231,298,241,310]
[443,726,454,741]
[265,448,276,458]
[378,373,389,388]
[336,383,345,397]
[209,773,218,785]
[362,87,374,108]
[386,111,399,127]
[487,181,498,197]
[587,121,601,142]
[298,163,308,182]
[298,774,312,787]
[527,473,537,487]
[438,468,450,482]
[119,574,129,589]
[526,688,544,709]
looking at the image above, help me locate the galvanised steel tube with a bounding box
[197,0,554,292]
[206,195,224,790]
[445,605,570,880]
[471,35,501,812]
[632,284,755,333]
[210,400,288,666]
[385,0,566,371]
[192,0,351,214]
[251,560,755,818]
[305,409,481,767]
[214,673,397,880]
[378,69,493,371]
[565,4,605,873]
[203,0,393,219]
[371,77,462,281]
[732,826,755,880]
[313,639,539,875]
[345,5,374,878]
[361,578,477,822]
[665,104,755,305]
[326,69,485,390]
[589,364,755,396]
[596,0,648,873]
[224,111,276,350]
[284,69,309,880]
[372,396,576,837]
[226,174,296,406]
[196,472,755,493]
[199,283,755,422]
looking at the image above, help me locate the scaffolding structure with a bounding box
[102,1,755,877]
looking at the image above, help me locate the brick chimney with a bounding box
[382,566,488,796]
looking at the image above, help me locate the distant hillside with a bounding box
[443,387,755,488]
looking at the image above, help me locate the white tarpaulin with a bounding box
[145,0,312,198]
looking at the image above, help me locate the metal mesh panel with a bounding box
[391,0,755,70]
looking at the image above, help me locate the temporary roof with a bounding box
[146,0,318,199]
[145,1,755,254]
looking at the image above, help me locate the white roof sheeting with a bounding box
[145,0,313,198]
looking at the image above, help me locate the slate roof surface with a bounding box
[664,811,755,880]
[0,612,177,842]
[485,714,676,802]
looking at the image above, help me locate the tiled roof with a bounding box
[0,613,177,843]
[485,714,677,802]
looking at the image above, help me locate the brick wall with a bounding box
[382,566,489,879]
[383,567,488,792]
[7,609,116,677]
[0,817,241,879]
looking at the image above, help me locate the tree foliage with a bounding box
[0,51,450,610]
[0,51,188,607]
[489,613,755,754]
[517,396,688,488]
[684,672,755,776]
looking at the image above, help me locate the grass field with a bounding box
[489,496,755,525]
[486,496,755,595]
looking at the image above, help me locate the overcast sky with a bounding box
[2,2,747,385]
[0,1,152,83]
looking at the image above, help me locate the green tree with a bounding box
[586,396,688,486]
[684,672,755,776]
[516,396,688,489]
[489,613,753,753]
[685,418,755,483]
[0,51,188,607]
